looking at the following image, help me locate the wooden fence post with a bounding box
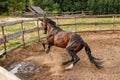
[37,19,40,41]
[56,18,59,24]
[75,17,77,32]
[112,15,115,32]
[62,12,64,17]
[1,26,7,54]
[21,20,25,48]
[93,17,97,32]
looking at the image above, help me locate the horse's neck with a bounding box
[47,25,54,35]
[56,25,63,31]
[47,24,61,35]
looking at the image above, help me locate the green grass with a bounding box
[4,24,21,33]
[58,17,120,31]
[0,21,36,52]
[0,22,36,37]
[0,39,21,51]
[61,24,120,32]
[23,22,36,30]
[6,40,21,49]
[57,17,120,24]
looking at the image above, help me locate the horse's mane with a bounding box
[43,18,62,30]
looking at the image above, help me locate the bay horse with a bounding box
[40,18,102,69]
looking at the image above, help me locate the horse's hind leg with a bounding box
[65,46,80,69]
[62,57,74,65]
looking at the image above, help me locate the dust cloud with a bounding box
[25,52,63,76]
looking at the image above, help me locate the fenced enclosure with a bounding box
[0,19,42,56]
[54,14,120,32]
[0,14,120,56]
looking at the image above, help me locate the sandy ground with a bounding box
[0,31,120,80]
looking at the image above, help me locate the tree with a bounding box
[33,0,54,12]
[53,3,60,13]
[0,0,120,15]
[7,0,25,12]
[29,0,34,6]
[0,0,9,14]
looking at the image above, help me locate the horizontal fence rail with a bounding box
[58,22,120,26]
[50,14,120,18]
[0,19,41,56]
[0,15,120,56]
[0,19,38,27]
[0,27,42,45]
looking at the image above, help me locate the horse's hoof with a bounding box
[62,62,68,65]
[65,63,73,70]
[62,62,66,65]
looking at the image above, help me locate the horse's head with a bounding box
[40,18,56,34]
[41,18,48,34]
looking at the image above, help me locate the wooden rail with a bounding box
[50,14,120,19]
[58,22,120,26]
[0,19,37,27]
[0,15,120,56]
[0,19,41,56]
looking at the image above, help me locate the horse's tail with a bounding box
[83,42,103,69]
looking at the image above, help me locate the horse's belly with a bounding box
[54,41,67,48]
[53,32,71,48]
[54,38,68,48]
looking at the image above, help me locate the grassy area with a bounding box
[6,40,21,49]
[57,17,120,24]
[0,17,120,52]
[0,20,37,51]
[0,22,36,37]
[59,17,120,31]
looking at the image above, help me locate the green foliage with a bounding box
[0,0,120,15]
[53,3,60,12]
[29,0,34,6]
[7,40,21,49]
[87,0,120,14]
[7,0,25,12]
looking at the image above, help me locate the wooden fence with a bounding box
[46,11,93,17]
[54,14,120,32]
[0,18,42,56]
[0,15,120,56]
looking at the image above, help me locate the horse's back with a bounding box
[56,31,72,38]
[53,31,84,48]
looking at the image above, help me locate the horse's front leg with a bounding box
[42,42,46,51]
[41,40,52,53]
[41,40,47,51]
[45,35,54,53]
[42,41,51,53]
[43,34,54,53]
[42,42,51,53]
[46,42,52,53]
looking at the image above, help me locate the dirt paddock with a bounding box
[0,31,120,80]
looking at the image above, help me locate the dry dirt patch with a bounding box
[0,31,120,80]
